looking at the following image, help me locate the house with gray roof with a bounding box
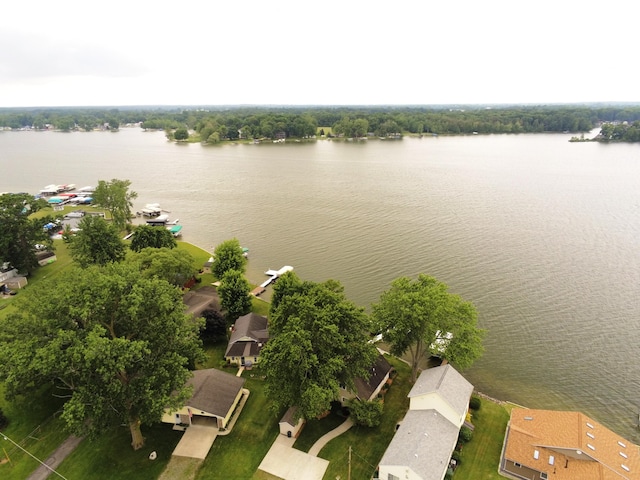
[162,368,246,430]
[378,364,474,480]
[224,312,269,367]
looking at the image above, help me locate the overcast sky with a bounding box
[0,0,637,107]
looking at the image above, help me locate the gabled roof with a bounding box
[380,409,459,480]
[353,354,393,401]
[408,363,474,417]
[186,369,246,418]
[225,312,268,357]
[504,408,640,480]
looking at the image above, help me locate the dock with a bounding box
[251,266,294,297]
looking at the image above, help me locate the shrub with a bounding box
[0,408,9,429]
[469,395,482,411]
[451,450,462,465]
[459,426,473,443]
[349,399,384,427]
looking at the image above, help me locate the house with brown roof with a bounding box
[378,364,474,480]
[224,312,269,367]
[339,354,393,405]
[161,368,246,430]
[500,408,640,480]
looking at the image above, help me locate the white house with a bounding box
[378,364,474,480]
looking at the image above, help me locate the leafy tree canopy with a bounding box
[92,179,137,231]
[372,274,484,382]
[130,247,197,288]
[130,224,177,252]
[218,269,252,321]
[212,238,247,279]
[68,215,126,267]
[0,262,205,450]
[261,272,377,419]
[0,193,52,273]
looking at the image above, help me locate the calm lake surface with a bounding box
[2,128,640,440]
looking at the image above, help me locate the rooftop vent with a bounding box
[524,416,534,421]
[587,444,595,451]
[620,452,628,459]
[587,432,595,439]
[621,465,630,472]
[619,441,627,448]
[586,422,595,429]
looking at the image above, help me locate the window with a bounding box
[549,455,555,465]
[514,463,521,468]
[534,450,540,460]
[541,473,548,480]
[388,475,400,480]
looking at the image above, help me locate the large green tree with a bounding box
[212,238,247,279]
[0,193,54,274]
[218,269,252,321]
[92,179,138,231]
[0,263,204,450]
[131,247,197,288]
[130,224,177,252]
[372,274,484,382]
[68,215,126,267]
[261,273,377,419]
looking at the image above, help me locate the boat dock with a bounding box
[251,265,294,296]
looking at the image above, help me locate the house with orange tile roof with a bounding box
[500,408,640,480]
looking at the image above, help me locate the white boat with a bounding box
[146,214,169,225]
[40,184,59,195]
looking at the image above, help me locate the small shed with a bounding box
[279,406,304,438]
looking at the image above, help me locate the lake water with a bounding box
[2,128,640,440]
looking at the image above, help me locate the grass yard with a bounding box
[453,398,512,480]
[320,356,412,480]
[55,423,183,480]
[0,384,69,480]
[292,404,349,453]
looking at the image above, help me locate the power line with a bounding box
[0,430,70,480]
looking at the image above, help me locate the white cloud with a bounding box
[0,0,637,106]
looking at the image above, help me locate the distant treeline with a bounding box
[2,105,640,139]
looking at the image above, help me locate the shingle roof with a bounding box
[353,354,393,400]
[225,312,268,357]
[185,369,246,418]
[408,363,474,417]
[380,409,459,480]
[504,408,640,480]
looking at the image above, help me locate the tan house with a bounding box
[378,364,474,480]
[224,312,269,367]
[500,408,640,480]
[162,368,246,431]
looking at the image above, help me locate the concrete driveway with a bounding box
[172,418,218,459]
[258,435,329,480]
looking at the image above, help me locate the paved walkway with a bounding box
[258,417,353,480]
[26,435,84,480]
[308,417,353,456]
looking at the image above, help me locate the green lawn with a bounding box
[292,404,349,453]
[453,399,511,480]
[0,385,69,480]
[56,424,183,480]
